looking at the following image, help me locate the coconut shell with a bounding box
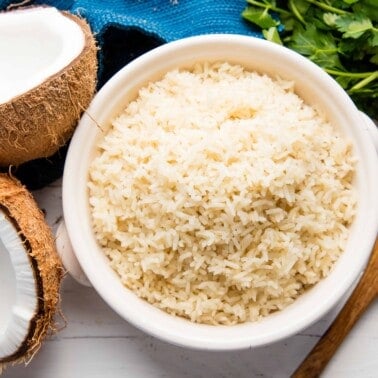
[0,10,98,166]
[0,173,64,369]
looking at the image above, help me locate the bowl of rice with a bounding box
[59,34,378,350]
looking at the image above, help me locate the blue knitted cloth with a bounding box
[0,0,261,86]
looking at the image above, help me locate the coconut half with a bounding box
[0,6,97,166]
[0,174,63,370]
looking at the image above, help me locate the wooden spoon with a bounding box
[292,237,378,378]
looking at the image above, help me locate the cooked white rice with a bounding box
[88,62,356,325]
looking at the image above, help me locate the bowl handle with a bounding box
[360,112,378,154]
[56,221,92,287]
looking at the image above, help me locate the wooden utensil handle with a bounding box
[292,238,378,378]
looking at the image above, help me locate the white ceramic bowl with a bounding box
[59,34,378,350]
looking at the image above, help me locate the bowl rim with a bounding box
[62,34,378,350]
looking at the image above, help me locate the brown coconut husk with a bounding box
[0,174,64,371]
[0,8,98,166]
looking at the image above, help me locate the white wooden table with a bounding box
[3,179,377,378]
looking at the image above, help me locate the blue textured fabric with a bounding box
[0,0,261,86]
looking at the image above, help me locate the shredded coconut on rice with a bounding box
[88,62,357,325]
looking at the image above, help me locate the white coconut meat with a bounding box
[0,6,85,104]
[0,209,38,359]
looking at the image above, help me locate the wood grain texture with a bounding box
[292,238,378,378]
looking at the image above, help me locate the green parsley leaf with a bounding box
[241,0,378,118]
[370,30,378,47]
[291,0,311,14]
[335,75,354,90]
[352,1,378,22]
[242,7,279,29]
[343,0,359,4]
[289,25,344,70]
[334,13,373,39]
[370,53,378,65]
[263,27,283,44]
[323,13,339,27]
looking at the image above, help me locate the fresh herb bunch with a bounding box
[242,0,378,119]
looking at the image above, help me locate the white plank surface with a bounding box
[3,180,377,378]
